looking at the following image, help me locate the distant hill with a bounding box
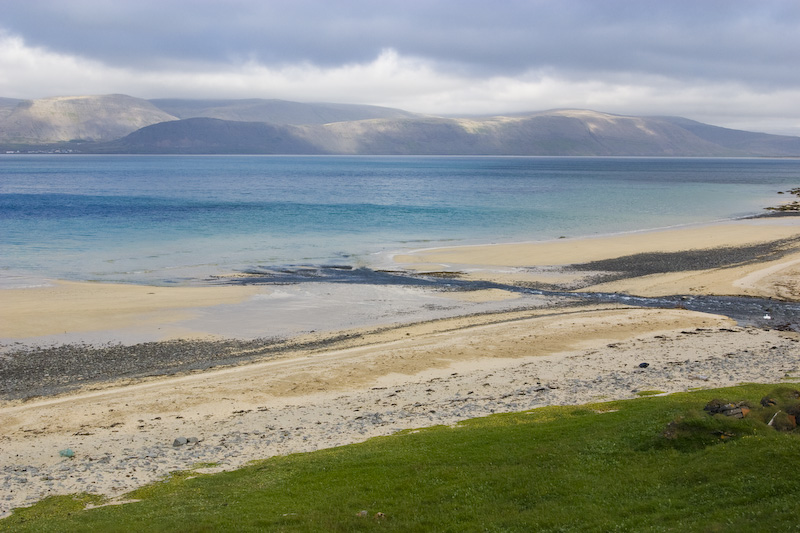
[92,108,800,156]
[95,117,323,154]
[2,93,800,156]
[654,116,800,157]
[0,94,177,144]
[0,97,23,121]
[299,110,740,156]
[149,98,418,125]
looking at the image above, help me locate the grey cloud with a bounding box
[3,0,799,87]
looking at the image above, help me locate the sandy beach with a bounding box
[2,216,800,518]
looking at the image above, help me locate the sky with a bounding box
[1,0,799,135]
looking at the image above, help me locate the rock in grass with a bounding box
[703,399,751,418]
[761,396,778,407]
[769,411,798,431]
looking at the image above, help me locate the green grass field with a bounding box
[3,383,800,532]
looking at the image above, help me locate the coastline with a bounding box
[2,216,800,518]
[4,216,800,346]
[396,216,800,299]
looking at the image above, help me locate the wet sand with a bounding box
[397,217,800,299]
[2,217,800,518]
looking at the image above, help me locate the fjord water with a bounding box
[1,155,797,287]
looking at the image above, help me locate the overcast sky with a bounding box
[1,0,798,135]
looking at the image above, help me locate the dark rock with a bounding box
[704,399,751,418]
[638,363,649,368]
[172,437,188,447]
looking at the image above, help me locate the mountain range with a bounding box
[1,94,799,156]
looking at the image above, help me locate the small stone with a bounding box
[59,449,75,458]
[638,363,649,368]
[172,437,188,447]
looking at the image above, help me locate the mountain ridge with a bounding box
[2,94,799,156]
[149,98,419,124]
[0,94,178,144]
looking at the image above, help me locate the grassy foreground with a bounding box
[3,383,800,532]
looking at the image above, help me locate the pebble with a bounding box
[1,328,797,519]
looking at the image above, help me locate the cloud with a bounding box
[6,0,800,82]
[1,1,799,135]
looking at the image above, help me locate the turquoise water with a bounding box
[1,155,797,286]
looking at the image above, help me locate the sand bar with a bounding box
[395,218,800,268]
[396,217,800,300]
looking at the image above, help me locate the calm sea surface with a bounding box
[1,155,797,287]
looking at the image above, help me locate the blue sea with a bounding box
[1,155,797,288]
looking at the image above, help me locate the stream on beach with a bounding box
[222,257,800,331]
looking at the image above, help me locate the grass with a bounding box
[635,389,666,397]
[3,383,800,532]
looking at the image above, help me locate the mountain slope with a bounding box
[0,94,177,143]
[95,117,323,154]
[98,109,799,156]
[149,98,417,125]
[0,97,22,122]
[302,110,741,156]
[3,94,799,156]
[655,116,800,157]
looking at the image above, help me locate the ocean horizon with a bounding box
[1,155,797,289]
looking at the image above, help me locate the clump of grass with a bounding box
[658,408,765,451]
[4,384,800,532]
[636,389,665,397]
[658,386,800,452]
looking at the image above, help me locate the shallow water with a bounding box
[1,155,797,287]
